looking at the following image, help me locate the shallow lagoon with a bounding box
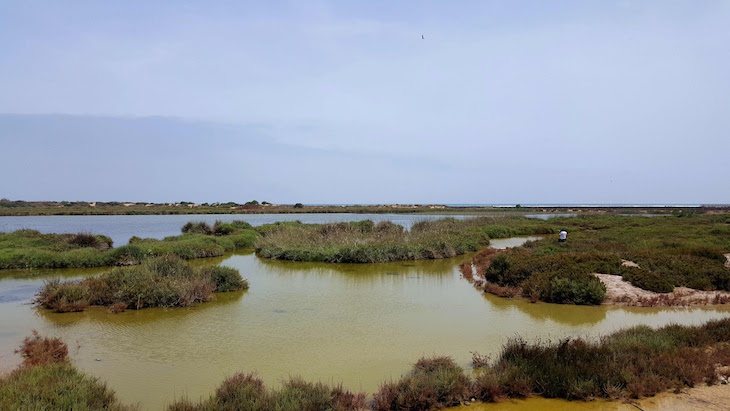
[1,247,730,410]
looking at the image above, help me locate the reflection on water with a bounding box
[482,293,608,326]
[1,251,729,410]
[34,291,246,328]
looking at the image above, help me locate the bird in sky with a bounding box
[422,35,424,39]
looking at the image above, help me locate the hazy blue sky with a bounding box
[1,1,728,204]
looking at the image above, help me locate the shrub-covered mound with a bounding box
[0,230,115,269]
[168,373,367,411]
[255,219,498,263]
[0,221,259,269]
[35,255,248,312]
[458,214,730,302]
[0,331,136,411]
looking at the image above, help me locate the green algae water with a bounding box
[2,249,730,410]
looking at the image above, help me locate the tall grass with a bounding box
[35,255,248,312]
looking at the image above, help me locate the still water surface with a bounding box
[1,248,729,410]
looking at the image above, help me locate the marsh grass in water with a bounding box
[0,221,259,269]
[34,255,248,312]
[0,331,136,411]
[0,230,115,269]
[254,217,555,263]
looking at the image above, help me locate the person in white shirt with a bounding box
[559,230,567,242]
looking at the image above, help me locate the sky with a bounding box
[1,1,728,205]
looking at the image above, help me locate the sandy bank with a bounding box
[446,383,730,410]
[595,271,730,307]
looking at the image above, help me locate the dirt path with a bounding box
[636,383,730,411]
[595,273,730,307]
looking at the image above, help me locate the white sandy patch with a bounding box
[594,273,730,307]
[637,383,730,411]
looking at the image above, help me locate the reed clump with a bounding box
[34,255,248,312]
[0,332,136,411]
[255,218,500,263]
[168,373,368,411]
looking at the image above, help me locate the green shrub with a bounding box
[108,245,144,265]
[202,266,249,292]
[621,267,674,293]
[372,356,469,410]
[212,220,234,235]
[167,373,366,411]
[181,221,213,235]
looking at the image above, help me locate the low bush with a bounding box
[182,221,213,235]
[15,330,69,367]
[621,266,675,293]
[372,356,469,410]
[471,318,730,402]
[167,373,367,411]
